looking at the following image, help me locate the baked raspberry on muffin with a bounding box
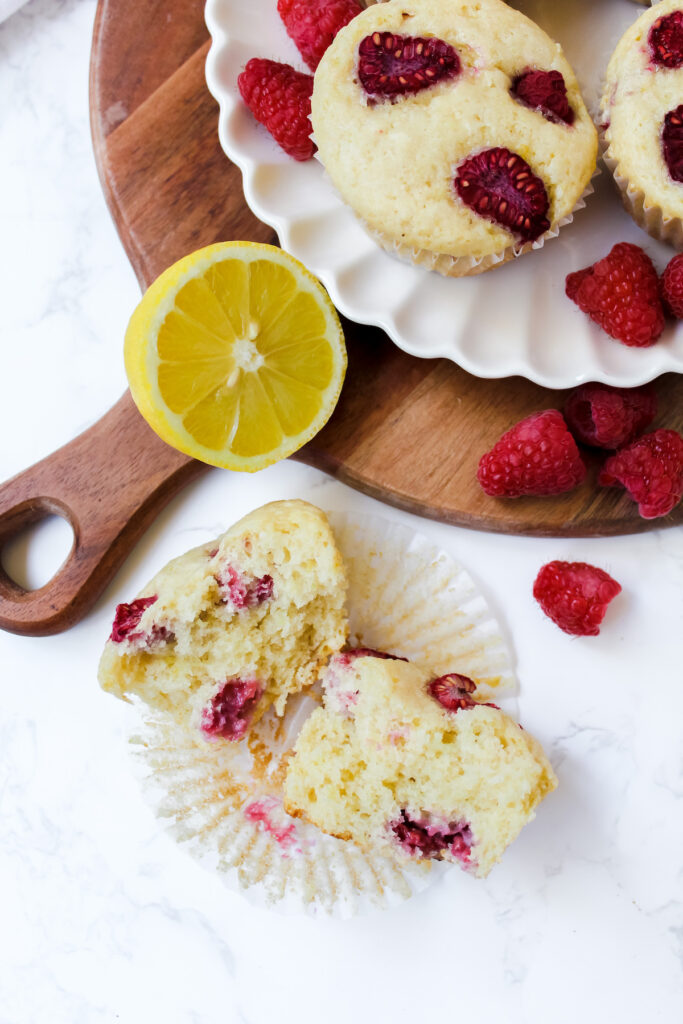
[284,652,557,877]
[601,0,683,249]
[98,501,348,740]
[311,0,597,276]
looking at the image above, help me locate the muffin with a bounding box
[311,0,597,276]
[284,651,557,877]
[98,501,348,740]
[601,0,683,248]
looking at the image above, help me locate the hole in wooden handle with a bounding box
[0,497,82,636]
[1,507,75,592]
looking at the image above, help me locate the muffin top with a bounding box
[311,0,597,261]
[602,0,683,222]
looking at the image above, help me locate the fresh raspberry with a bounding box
[390,811,473,865]
[357,32,460,99]
[661,253,683,318]
[216,565,274,608]
[277,0,362,71]
[428,673,499,713]
[238,58,314,161]
[454,148,550,243]
[662,105,683,184]
[201,679,263,741]
[477,410,586,498]
[533,561,621,637]
[599,429,683,519]
[510,69,574,126]
[564,383,657,449]
[566,242,665,348]
[649,10,683,70]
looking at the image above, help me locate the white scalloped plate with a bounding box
[204,0,683,388]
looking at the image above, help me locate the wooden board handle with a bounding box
[0,393,207,636]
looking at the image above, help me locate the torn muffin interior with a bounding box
[98,500,349,740]
[284,652,556,877]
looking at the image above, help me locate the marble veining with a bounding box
[0,1,682,1022]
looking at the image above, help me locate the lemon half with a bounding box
[124,242,347,470]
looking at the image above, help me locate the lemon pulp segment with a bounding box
[124,243,346,471]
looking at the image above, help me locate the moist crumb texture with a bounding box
[311,0,597,263]
[98,501,348,739]
[284,654,557,877]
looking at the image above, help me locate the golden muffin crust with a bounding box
[312,0,597,263]
[602,0,683,225]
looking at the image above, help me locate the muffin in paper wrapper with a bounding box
[601,135,683,252]
[598,0,683,251]
[311,137,599,279]
[128,511,516,917]
[362,174,597,279]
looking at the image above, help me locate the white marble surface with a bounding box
[0,2,682,1021]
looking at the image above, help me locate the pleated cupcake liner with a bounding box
[601,146,683,250]
[128,510,516,916]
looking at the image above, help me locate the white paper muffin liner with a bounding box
[128,510,516,917]
[601,141,683,251]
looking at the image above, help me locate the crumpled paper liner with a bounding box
[128,510,516,916]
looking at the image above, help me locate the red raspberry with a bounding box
[564,383,657,449]
[477,410,586,498]
[649,10,683,70]
[201,678,263,741]
[661,253,683,318]
[110,596,157,642]
[598,429,683,520]
[390,811,473,865]
[216,566,274,608]
[357,32,460,100]
[109,595,173,647]
[533,561,621,637]
[455,147,550,243]
[278,0,362,72]
[566,242,665,348]
[428,673,499,713]
[510,69,574,126]
[238,58,314,161]
[662,105,683,184]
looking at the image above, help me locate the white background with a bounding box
[0,2,681,1022]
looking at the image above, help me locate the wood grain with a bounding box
[0,0,680,636]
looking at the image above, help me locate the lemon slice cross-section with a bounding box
[124,242,347,471]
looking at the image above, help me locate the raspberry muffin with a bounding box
[284,652,557,877]
[601,0,683,249]
[98,501,348,741]
[311,0,597,276]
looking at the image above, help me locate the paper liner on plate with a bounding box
[601,142,683,251]
[128,510,516,917]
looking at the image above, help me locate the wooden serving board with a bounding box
[0,0,681,637]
